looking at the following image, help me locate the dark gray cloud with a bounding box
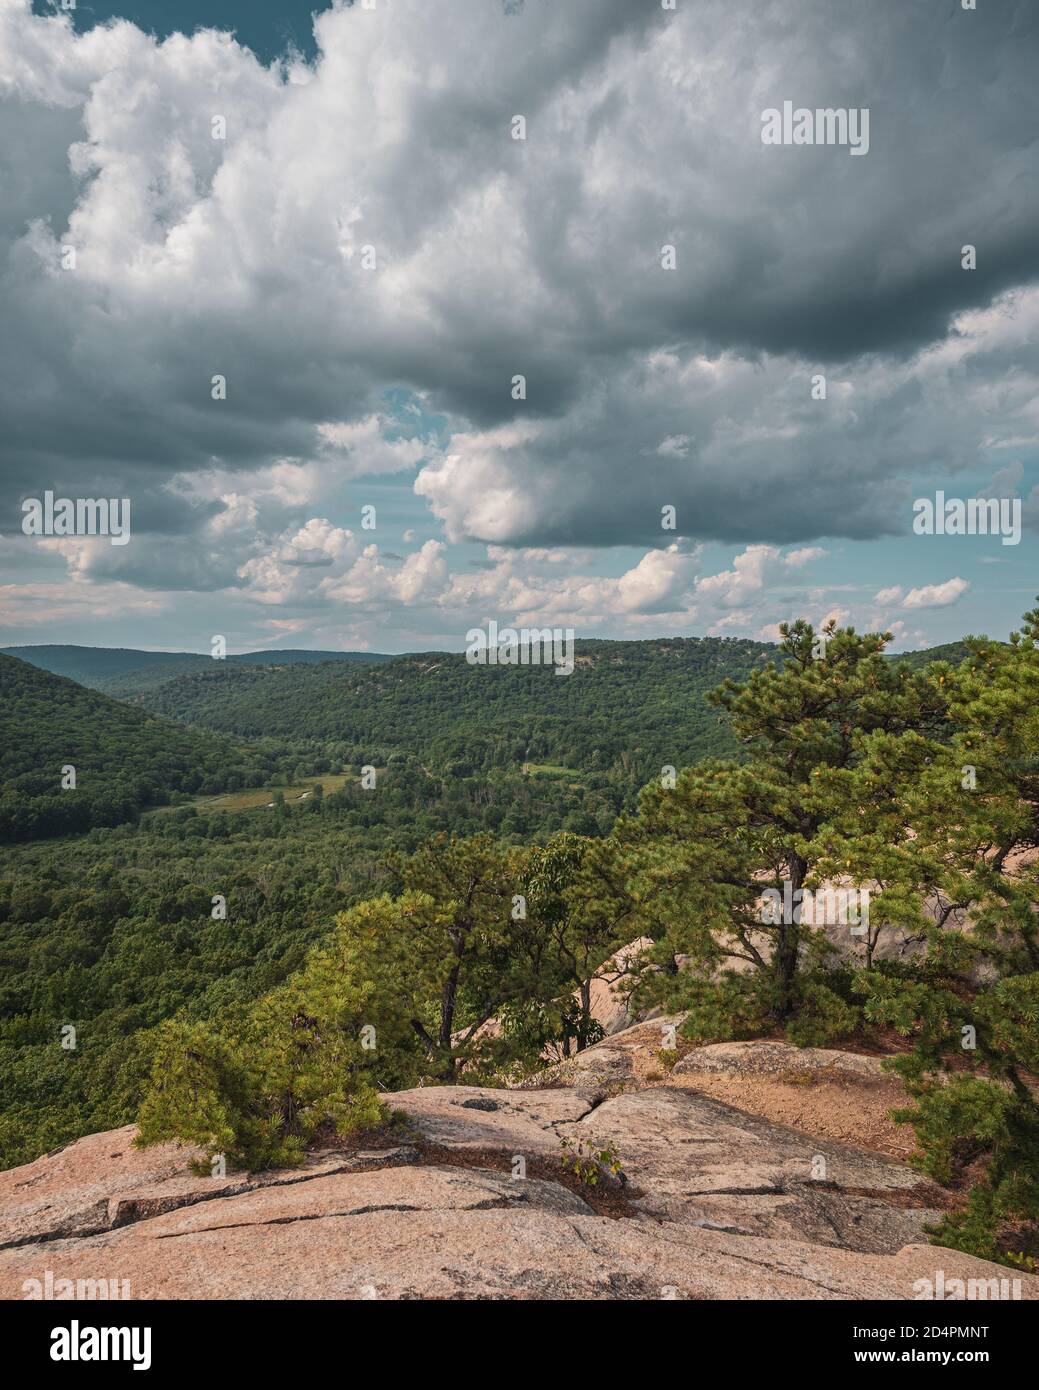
[0,0,1036,575]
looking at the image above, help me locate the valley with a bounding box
[1,619,1037,1292]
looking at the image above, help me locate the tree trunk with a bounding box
[576,979,593,1052]
[774,855,806,1017]
[438,963,461,1081]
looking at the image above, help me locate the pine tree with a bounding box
[334,835,548,1080]
[843,603,1039,1263]
[516,832,631,1057]
[617,619,942,1042]
[135,966,386,1170]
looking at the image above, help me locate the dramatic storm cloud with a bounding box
[0,0,1035,648]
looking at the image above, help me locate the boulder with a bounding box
[674,1040,886,1081]
[526,1016,686,1090]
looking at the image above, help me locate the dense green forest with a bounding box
[0,763,604,1168]
[0,655,335,842]
[128,637,781,774]
[0,636,784,1159]
[889,640,982,672]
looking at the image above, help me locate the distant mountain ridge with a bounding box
[0,644,394,694]
[1,636,977,691]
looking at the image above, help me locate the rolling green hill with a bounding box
[0,625,1014,1172]
[128,637,784,781]
[0,644,394,695]
[888,640,978,671]
[0,654,303,842]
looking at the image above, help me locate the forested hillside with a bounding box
[0,635,971,845]
[888,641,977,671]
[120,636,977,775]
[129,637,781,778]
[0,635,779,1164]
[0,655,311,842]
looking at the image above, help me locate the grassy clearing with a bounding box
[149,772,359,815]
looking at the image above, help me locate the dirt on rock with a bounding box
[669,1041,918,1160]
[665,1071,916,1158]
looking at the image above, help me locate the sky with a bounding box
[1,0,1037,656]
